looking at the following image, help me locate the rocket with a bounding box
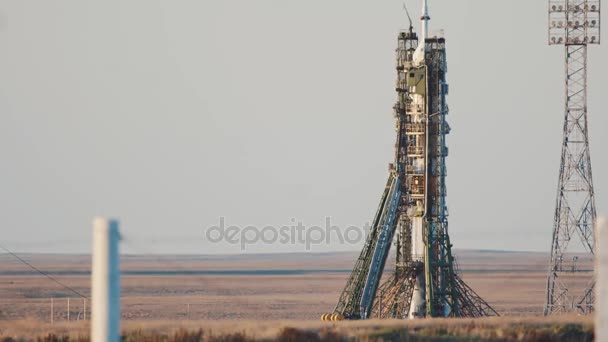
[407,0,431,318]
[412,0,429,66]
[330,0,496,321]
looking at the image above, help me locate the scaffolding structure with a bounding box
[326,2,498,320]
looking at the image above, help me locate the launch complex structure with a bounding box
[322,1,498,320]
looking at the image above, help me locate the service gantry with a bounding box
[322,0,498,321]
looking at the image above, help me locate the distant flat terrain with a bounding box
[0,250,550,321]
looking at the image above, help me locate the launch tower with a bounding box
[325,1,498,320]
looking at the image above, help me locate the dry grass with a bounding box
[0,316,594,341]
[0,251,551,322]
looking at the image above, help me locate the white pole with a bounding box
[597,217,607,342]
[84,298,87,321]
[67,298,70,322]
[51,298,54,324]
[91,218,121,342]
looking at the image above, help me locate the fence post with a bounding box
[91,218,121,342]
[597,218,607,342]
[51,298,54,324]
[378,293,382,319]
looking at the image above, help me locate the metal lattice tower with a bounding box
[544,0,600,315]
[324,1,498,321]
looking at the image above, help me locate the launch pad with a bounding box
[323,1,498,320]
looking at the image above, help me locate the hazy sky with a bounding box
[0,1,606,254]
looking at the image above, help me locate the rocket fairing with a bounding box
[412,0,429,66]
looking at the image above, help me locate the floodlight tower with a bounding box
[545,0,600,315]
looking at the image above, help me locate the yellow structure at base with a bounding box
[320,313,344,321]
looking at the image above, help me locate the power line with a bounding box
[0,242,88,299]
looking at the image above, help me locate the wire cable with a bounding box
[0,242,88,299]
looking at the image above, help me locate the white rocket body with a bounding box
[408,251,426,318]
[408,0,430,319]
[408,96,427,319]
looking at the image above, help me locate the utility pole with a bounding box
[596,218,608,341]
[91,218,121,342]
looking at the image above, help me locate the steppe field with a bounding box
[0,250,595,341]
